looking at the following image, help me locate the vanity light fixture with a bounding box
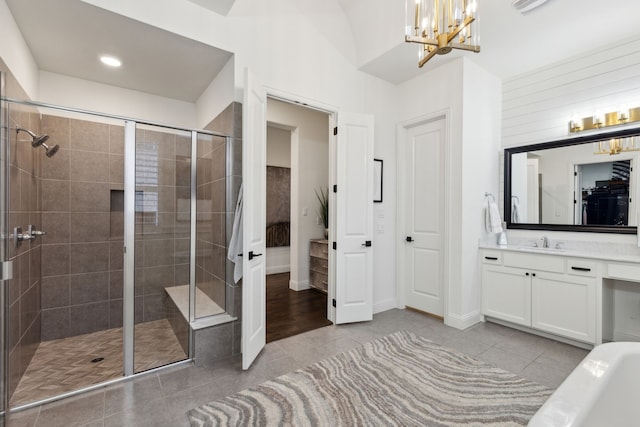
[100,55,122,68]
[569,106,640,133]
[593,137,640,156]
[404,0,480,68]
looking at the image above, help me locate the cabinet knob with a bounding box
[525,272,529,276]
[532,273,536,277]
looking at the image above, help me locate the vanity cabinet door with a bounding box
[482,265,531,327]
[531,272,596,343]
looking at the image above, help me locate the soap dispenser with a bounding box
[497,222,508,246]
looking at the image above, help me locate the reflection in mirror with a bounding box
[576,160,630,226]
[506,129,640,233]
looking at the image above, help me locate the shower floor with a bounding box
[9,319,187,408]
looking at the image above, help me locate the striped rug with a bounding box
[188,331,551,426]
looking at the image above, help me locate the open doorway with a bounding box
[265,98,332,342]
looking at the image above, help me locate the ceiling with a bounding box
[344,0,640,83]
[6,0,233,102]
[6,0,640,102]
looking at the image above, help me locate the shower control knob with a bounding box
[12,227,35,247]
[27,225,47,238]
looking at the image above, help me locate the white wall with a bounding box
[502,33,640,245]
[38,71,198,128]
[0,0,39,99]
[266,126,291,167]
[503,34,640,148]
[267,99,329,291]
[196,56,235,129]
[459,58,502,325]
[396,57,501,328]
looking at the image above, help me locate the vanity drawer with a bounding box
[503,252,565,273]
[607,262,640,281]
[482,251,502,264]
[567,258,598,277]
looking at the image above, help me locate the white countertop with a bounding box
[479,237,640,264]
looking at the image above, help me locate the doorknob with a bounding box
[248,251,263,261]
[406,236,414,242]
[361,240,372,247]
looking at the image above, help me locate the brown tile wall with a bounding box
[7,103,43,399]
[195,101,243,363]
[134,127,191,326]
[195,133,227,314]
[39,115,126,341]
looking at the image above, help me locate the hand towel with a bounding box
[485,198,503,233]
[227,184,243,283]
[511,197,521,223]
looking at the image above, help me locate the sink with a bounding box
[509,245,565,253]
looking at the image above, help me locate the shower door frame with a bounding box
[0,72,9,426]
[0,98,230,411]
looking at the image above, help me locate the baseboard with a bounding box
[373,298,397,314]
[613,330,640,342]
[445,310,482,330]
[266,265,290,275]
[289,279,310,291]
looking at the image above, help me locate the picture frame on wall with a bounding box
[374,158,383,203]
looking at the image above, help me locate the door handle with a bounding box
[406,236,414,242]
[361,240,372,247]
[248,251,263,261]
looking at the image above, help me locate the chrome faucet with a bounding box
[541,236,549,248]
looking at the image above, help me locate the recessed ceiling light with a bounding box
[100,55,122,67]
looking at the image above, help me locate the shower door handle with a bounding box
[248,251,263,261]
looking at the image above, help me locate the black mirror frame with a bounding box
[504,126,640,234]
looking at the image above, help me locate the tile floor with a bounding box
[10,319,187,407]
[7,309,590,427]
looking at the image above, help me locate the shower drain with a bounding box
[91,357,105,363]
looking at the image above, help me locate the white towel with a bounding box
[511,197,521,223]
[227,184,243,283]
[485,198,503,233]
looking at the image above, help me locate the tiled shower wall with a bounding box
[195,133,227,312]
[39,116,126,340]
[7,104,42,399]
[135,127,191,325]
[194,102,243,363]
[39,117,193,341]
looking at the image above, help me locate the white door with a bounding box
[335,113,374,324]
[403,119,445,316]
[241,69,267,369]
[527,159,540,223]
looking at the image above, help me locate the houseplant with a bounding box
[315,187,329,238]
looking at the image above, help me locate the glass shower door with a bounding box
[0,71,8,426]
[132,124,191,373]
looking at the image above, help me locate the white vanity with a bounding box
[480,241,640,347]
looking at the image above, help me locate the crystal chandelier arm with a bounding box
[448,42,481,53]
[445,16,475,44]
[405,35,439,46]
[418,47,441,68]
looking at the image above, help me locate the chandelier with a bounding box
[405,0,480,68]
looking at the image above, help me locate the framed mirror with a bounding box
[504,127,640,234]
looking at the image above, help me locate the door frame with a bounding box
[395,111,452,322]
[264,88,338,323]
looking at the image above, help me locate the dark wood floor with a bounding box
[266,272,333,343]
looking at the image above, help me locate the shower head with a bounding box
[16,127,50,147]
[43,143,59,158]
[33,133,50,147]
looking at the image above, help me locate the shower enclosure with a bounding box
[0,87,234,415]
